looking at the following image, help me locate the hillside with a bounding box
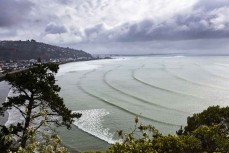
[0,40,92,60]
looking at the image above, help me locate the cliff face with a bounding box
[0,40,92,60]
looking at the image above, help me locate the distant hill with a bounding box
[0,40,92,60]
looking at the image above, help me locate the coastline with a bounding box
[0,59,104,126]
[0,81,10,125]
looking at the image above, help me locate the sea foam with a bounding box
[57,58,128,77]
[73,109,121,144]
[57,62,100,77]
[5,89,25,127]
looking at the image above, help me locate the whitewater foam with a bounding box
[57,62,100,77]
[4,89,25,127]
[73,109,120,144]
[160,55,185,58]
[57,58,128,77]
[4,89,58,131]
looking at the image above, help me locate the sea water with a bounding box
[55,56,229,152]
[4,56,229,152]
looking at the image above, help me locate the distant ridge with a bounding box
[0,40,92,60]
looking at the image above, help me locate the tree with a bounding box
[0,126,13,153]
[107,116,159,153]
[192,125,229,153]
[152,135,202,153]
[108,106,229,153]
[108,117,202,153]
[31,39,36,43]
[37,57,42,63]
[0,63,81,150]
[181,106,229,152]
[184,106,229,134]
[16,132,68,153]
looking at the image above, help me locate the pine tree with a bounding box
[0,63,81,149]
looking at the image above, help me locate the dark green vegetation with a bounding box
[0,40,91,60]
[0,63,81,152]
[108,106,229,153]
[184,106,229,135]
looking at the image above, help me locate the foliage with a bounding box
[0,126,68,153]
[108,117,202,153]
[107,116,159,153]
[108,106,229,153]
[152,135,202,153]
[181,105,229,152]
[0,126,13,153]
[184,106,229,134]
[0,63,81,151]
[192,125,229,153]
[16,131,68,153]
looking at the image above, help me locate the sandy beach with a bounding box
[0,81,10,125]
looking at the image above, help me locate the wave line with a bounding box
[103,67,188,115]
[132,68,206,100]
[195,63,229,80]
[78,69,180,127]
[163,65,229,91]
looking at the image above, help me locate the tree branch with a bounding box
[12,105,26,119]
[32,103,41,109]
[34,122,44,132]
[31,113,59,120]
[46,120,61,126]
[19,87,30,99]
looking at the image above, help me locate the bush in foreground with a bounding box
[108,106,229,153]
[2,105,229,153]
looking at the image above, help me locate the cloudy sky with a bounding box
[0,0,229,54]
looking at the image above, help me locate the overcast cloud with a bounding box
[0,0,229,54]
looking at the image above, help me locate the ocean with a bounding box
[3,56,229,152]
[55,56,229,152]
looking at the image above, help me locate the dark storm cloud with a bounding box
[84,24,107,41]
[45,23,67,34]
[0,0,33,27]
[1,0,229,54]
[66,38,229,55]
[85,18,229,42]
[111,16,229,42]
[83,0,229,42]
[194,0,229,10]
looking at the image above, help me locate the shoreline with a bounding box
[0,58,113,126]
[0,57,113,81]
[0,81,10,125]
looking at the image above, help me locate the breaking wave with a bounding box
[72,109,120,144]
